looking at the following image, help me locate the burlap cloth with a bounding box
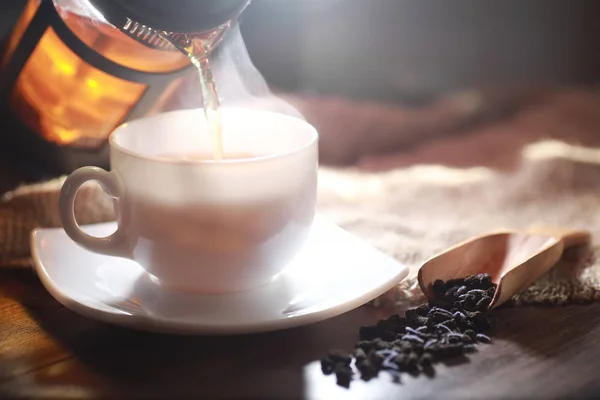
[2,88,600,308]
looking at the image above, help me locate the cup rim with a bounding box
[108,107,318,166]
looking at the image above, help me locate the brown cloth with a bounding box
[0,178,115,268]
[317,150,598,307]
[1,88,600,308]
[316,88,600,307]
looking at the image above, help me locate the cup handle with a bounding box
[59,166,129,258]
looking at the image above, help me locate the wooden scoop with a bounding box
[417,226,591,310]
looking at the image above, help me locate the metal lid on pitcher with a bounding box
[89,0,251,34]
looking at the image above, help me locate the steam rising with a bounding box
[174,24,305,121]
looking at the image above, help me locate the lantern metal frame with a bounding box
[0,0,194,178]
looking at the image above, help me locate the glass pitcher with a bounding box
[0,0,249,175]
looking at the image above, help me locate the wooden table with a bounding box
[1,265,600,400]
[3,88,600,399]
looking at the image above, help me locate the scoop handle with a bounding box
[526,226,591,248]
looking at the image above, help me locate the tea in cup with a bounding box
[59,108,318,293]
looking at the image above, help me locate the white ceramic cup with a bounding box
[59,108,318,294]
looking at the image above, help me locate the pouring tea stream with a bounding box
[90,0,252,161]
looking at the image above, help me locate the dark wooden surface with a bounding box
[2,267,600,400]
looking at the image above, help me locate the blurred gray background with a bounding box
[2,0,600,104]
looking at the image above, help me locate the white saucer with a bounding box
[30,216,408,335]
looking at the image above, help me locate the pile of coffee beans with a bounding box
[320,273,497,388]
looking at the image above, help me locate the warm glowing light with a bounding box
[86,78,101,97]
[86,78,98,88]
[5,0,189,147]
[50,126,80,143]
[54,60,75,76]
[523,140,600,164]
[318,165,492,201]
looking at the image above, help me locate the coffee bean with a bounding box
[429,307,453,317]
[464,294,478,308]
[355,340,375,352]
[453,311,467,324]
[392,354,407,370]
[430,312,452,324]
[464,329,477,342]
[445,332,466,343]
[405,308,418,320]
[374,339,391,350]
[356,358,378,381]
[478,274,493,288]
[467,289,487,296]
[334,364,353,388]
[416,326,429,334]
[353,348,367,360]
[475,298,490,311]
[320,358,334,375]
[433,279,446,297]
[402,334,425,344]
[446,278,465,287]
[405,327,427,338]
[466,311,480,319]
[444,286,459,298]
[406,352,419,371]
[359,325,380,340]
[380,329,396,341]
[419,353,433,368]
[476,333,492,344]
[464,274,477,288]
[416,304,430,316]
[384,314,407,332]
[370,352,385,368]
[435,323,452,334]
[440,319,458,330]
[321,274,498,387]
[328,350,352,365]
[455,285,468,296]
[413,343,425,356]
[376,349,398,359]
